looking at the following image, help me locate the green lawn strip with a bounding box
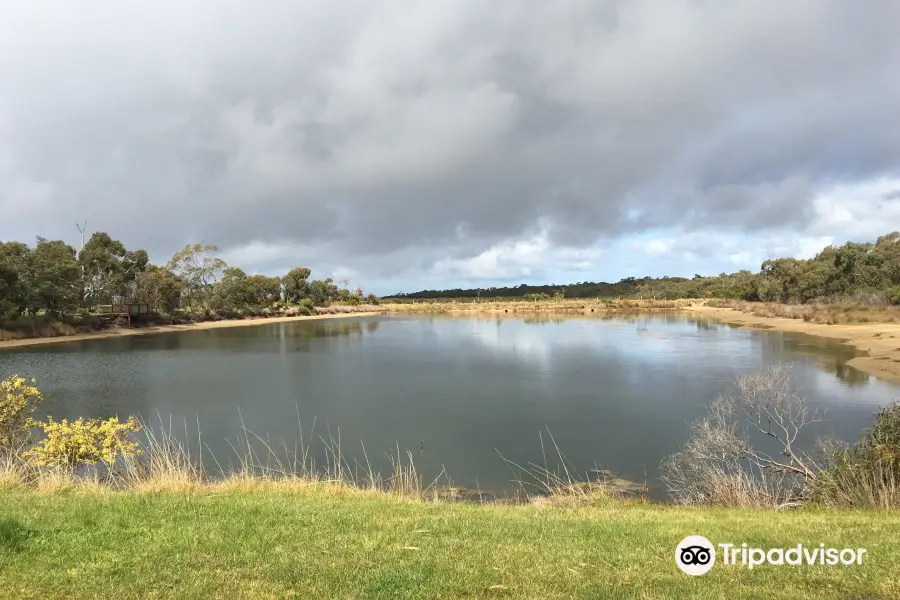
[0,490,898,599]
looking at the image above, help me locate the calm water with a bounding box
[1,314,897,496]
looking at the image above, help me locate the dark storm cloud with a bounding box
[1,0,898,277]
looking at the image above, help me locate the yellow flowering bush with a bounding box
[24,416,142,467]
[0,375,43,449]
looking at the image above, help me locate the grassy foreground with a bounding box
[0,487,898,599]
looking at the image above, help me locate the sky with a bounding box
[1,1,898,296]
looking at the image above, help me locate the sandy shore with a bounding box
[0,312,381,350]
[5,303,900,385]
[687,304,900,384]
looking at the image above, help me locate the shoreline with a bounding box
[4,302,900,385]
[686,304,900,384]
[385,301,900,384]
[0,312,381,350]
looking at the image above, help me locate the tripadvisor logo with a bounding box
[675,536,867,575]
[675,535,715,576]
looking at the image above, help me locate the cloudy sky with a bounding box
[1,1,898,295]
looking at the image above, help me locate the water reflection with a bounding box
[0,314,896,496]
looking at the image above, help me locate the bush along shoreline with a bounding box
[1,366,897,509]
[1,233,383,342]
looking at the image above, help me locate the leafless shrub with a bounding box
[662,364,822,508]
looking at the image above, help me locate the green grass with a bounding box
[0,488,898,599]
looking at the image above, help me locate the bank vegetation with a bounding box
[387,232,900,308]
[1,232,380,342]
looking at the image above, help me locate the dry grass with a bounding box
[0,322,77,341]
[812,455,900,509]
[381,297,689,314]
[312,304,385,315]
[707,300,900,324]
[0,417,635,507]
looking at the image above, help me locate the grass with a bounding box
[0,486,898,599]
[380,298,687,314]
[380,297,900,325]
[707,300,900,325]
[0,321,77,342]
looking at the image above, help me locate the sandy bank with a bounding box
[5,302,899,385]
[0,312,381,350]
[687,304,900,384]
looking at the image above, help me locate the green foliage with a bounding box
[0,242,31,317]
[135,266,181,314]
[811,403,900,508]
[77,232,148,307]
[282,267,311,303]
[1,233,150,322]
[167,243,227,311]
[29,238,81,315]
[214,268,282,312]
[891,285,900,305]
[309,278,339,307]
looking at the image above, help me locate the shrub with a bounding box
[810,402,900,508]
[661,365,820,507]
[24,416,142,468]
[299,298,315,312]
[0,300,21,323]
[296,305,313,316]
[0,376,43,450]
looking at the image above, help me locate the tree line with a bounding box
[0,233,378,326]
[385,232,900,305]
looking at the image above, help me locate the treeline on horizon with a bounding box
[386,232,900,305]
[0,232,378,328]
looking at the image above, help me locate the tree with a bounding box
[874,232,900,287]
[0,242,30,319]
[214,267,249,311]
[135,266,181,314]
[282,267,312,303]
[167,243,227,311]
[832,242,879,292]
[28,238,80,316]
[245,275,282,309]
[213,269,282,312]
[77,232,150,306]
[308,278,338,306]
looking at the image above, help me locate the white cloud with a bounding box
[646,239,674,257]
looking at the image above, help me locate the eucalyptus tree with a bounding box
[167,243,227,311]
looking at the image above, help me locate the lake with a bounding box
[1,314,897,498]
